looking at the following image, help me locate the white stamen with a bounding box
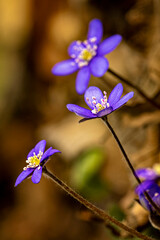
[89,37,97,43]
[78,61,88,68]
[71,54,76,58]
[92,100,96,105]
[76,40,81,45]
[75,58,80,63]
[90,89,110,115]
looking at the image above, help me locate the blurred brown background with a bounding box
[0,0,160,239]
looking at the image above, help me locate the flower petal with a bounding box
[34,140,46,155]
[68,41,84,58]
[98,34,122,56]
[136,181,160,211]
[89,56,109,77]
[153,192,160,208]
[52,59,78,76]
[138,192,151,211]
[31,167,42,184]
[84,86,104,109]
[112,92,134,110]
[27,148,35,158]
[108,83,123,106]
[97,106,113,117]
[76,66,91,95]
[87,19,103,44]
[67,104,96,118]
[41,147,61,163]
[136,168,157,181]
[15,168,34,187]
[135,180,157,196]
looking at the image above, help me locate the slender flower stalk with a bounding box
[105,68,160,109]
[43,166,154,240]
[102,116,160,215]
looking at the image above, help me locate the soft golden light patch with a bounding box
[153,164,160,175]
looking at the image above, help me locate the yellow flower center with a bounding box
[23,151,43,170]
[81,49,93,61]
[96,103,105,112]
[28,155,40,167]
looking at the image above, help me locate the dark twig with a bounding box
[102,116,160,215]
[104,68,160,109]
[43,166,154,240]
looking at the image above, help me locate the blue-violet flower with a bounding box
[15,140,60,186]
[135,164,160,212]
[67,83,134,119]
[52,19,122,94]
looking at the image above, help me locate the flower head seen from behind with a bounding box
[52,19,122,94]
[15,140,61,187]
[67,83,134,120]
[135,164,160,213]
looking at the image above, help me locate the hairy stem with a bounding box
[102,116,160,215]
[43,166,154,240]
[103,68,160,109]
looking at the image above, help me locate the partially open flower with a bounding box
[52,19,122,94]
[135,165,160,211]
[15,140,61,186]
[67,83,134,119]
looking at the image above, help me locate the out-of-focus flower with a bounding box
[67,83,134,119]
[52,19,122,94]
[15,140,60,186]
[135,164,160,212]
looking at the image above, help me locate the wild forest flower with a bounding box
[135,165,160,212]
[52,19,122,94]
[67,83,134,119]
[15,140,60,186]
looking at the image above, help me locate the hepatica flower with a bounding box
[135,164,160,212]
[52,19,122,94]
[67,83,134,119]
[15,140,60,186]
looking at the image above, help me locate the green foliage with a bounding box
[71,147,109,200]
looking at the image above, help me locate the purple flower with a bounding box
[67,83,134,119]
[15,140,61,186]
[135,181,160,212]
[135,165,160,212]
[52,19,122,94]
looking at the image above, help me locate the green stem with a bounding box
[102,116,160,215]
[43,166,154,240]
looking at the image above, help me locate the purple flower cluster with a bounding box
[15,19,134,191]
[135,166,160,212]
[52,19,122,94]
[15,140,60,186]
[67,83,134,119]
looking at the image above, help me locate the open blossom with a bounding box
[15,140,60,186]
[67,83,134,119]
[52,19,122,94]
[135,164,160,212]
